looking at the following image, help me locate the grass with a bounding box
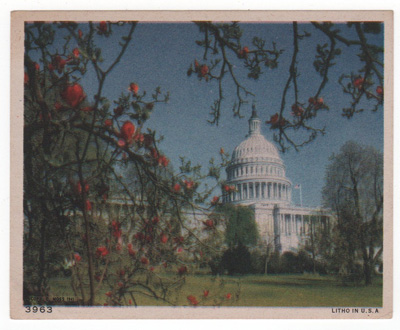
[47,273,383,307]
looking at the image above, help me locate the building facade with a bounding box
[223,109,330,253]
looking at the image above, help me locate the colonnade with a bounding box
[278,214,328,236]
[224,181,291,203]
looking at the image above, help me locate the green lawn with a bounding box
[48,273,382,307]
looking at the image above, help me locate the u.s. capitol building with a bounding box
[222,109,330,253]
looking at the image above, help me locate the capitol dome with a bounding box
[231,129,282,165]
[223,108,292,206]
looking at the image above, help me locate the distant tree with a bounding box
[210,204,258,275]
[220,204,259,248]
[322,141,383,285]
[302,213,334,274]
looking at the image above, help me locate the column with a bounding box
[257,182,261,199]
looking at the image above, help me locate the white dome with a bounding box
[232,134,282,164]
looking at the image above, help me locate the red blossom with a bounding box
[113,223,122,238]
[113,229,122,239]
[34,62,40,71]
[78,29,83,39]
[203,219,214,229]
[238,46,249,58]
[105,291,112,297]
[266,113,279,125]
[160,234,168,244]
[376,86,383,95]
[152,216,160,224]
[150,266,155,272]
[211,196,220,205]
[74,253,81,262]
[177,247,183,253]
[104,119,113,128]
[24,72,29,85]
[127,244,136,257]
[72,48,80,58]
[96,246,109,258]
[200,65,209,77]
[223,185,235,193]
[353,77,365,90]
[53,55,68,73]
[178,266,187,275]
[184,180,194,190]
[134,133,145,144]
[98,21,107,34]
[117,281,124,288]
[85,200,92,211]
[158,155,169,167]
[128,82,139,95]
[220,147,225,155]
[121,121,135,142]
[150,148,159,160]
[291,104,304,117]
[187,295,199,306]
[117,139,126,148]
[140,257,149,265]
[48,63,55,71]
[226,293,232,299]
[128,299,132,305]
[173,183,181,193]
[75,180,89,195]
[61,83,86,108]
[203,290,209,297]
[194,59,200,69]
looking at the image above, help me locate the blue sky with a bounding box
[67,22,384,207]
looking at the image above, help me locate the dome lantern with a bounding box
[248,104,261,136]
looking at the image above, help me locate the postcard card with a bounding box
[10,10,393,319]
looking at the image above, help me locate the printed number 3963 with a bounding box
[25,306,52,313]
